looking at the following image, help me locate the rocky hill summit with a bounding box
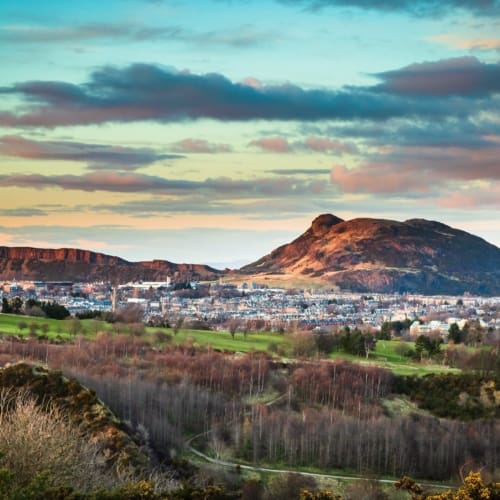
[241,214,500,295]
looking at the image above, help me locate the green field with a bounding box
[161,327,283,352]
[361,339,460,375]
[0,313,462,374]
[0,313,72,338]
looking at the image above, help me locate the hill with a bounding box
[240,214,500,294]
[0,246,221,282]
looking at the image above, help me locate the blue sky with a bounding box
[0,0,499,267]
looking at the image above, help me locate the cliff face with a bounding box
[0,246,221,282]
[0,247,127,265]
[241,214,500,295]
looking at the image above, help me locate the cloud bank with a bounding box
[1,57,497,128]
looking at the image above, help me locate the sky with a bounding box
[0,0,499,268]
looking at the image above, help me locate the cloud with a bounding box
[249,136,291,152]
[330,146,500,194]
[0,171,328,197]
[303,136,358,154]
[1,60,494,128]
[90,196,333,217]
[0,23,273,48]
[372,57,500,96]
[0,208,47,217]
[428,34,500,52]
[279,0,500,16]
[305,114,500,150]
[249,135,358,154]
[438,184,500,208]
[0,23,181,43]
[266,168,331,175]
[0,135,182,170]
[170,138,232,153]
[330,164,429,194]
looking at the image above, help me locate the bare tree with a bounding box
[173,316,184,337]
[229,319,240,340]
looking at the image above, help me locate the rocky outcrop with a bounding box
[241,214,500,295]
[0,246,221,282]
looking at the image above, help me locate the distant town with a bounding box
[1,278,499,341]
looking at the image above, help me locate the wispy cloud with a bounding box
[248,136,291,152]
[0,208,47,217]
[249,135,358,154]
[170,138,232,153]
[279,0,500,17]
[266,168,331,175]
[438,184,500,208]
[428,34,500,52]
[0,135,182,170]
[0,23,274,48]
[311,118,500,150]
[0,171,328,197]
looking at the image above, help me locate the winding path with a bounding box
[185,393,451,491]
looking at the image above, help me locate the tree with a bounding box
[394,341,413,359]
[1,298,11,314]
[314,333,339,355]
[448,323,463,344]
[10,297,23,315]
[415,335,442,361]
[17,320,27,334]
[173,316,184,337]
[66,317,82,337]
[463,320,484,347]
[41,301,70,320]
[28,322,38,336]
[378,322,392,340]
[114,304,144,324]
[363,333,377,359]
[228,319,240,340]
[379,319,412,340]
[289,331,316,358]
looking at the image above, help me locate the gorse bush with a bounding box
[0,389,112,493]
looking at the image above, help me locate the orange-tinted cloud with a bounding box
[249,135,357,154]
[429,34,500,52]
[330,146,500,194]
[170,138,232,153]
[248,136,291,152]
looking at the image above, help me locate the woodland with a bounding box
[0,306,498,499]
